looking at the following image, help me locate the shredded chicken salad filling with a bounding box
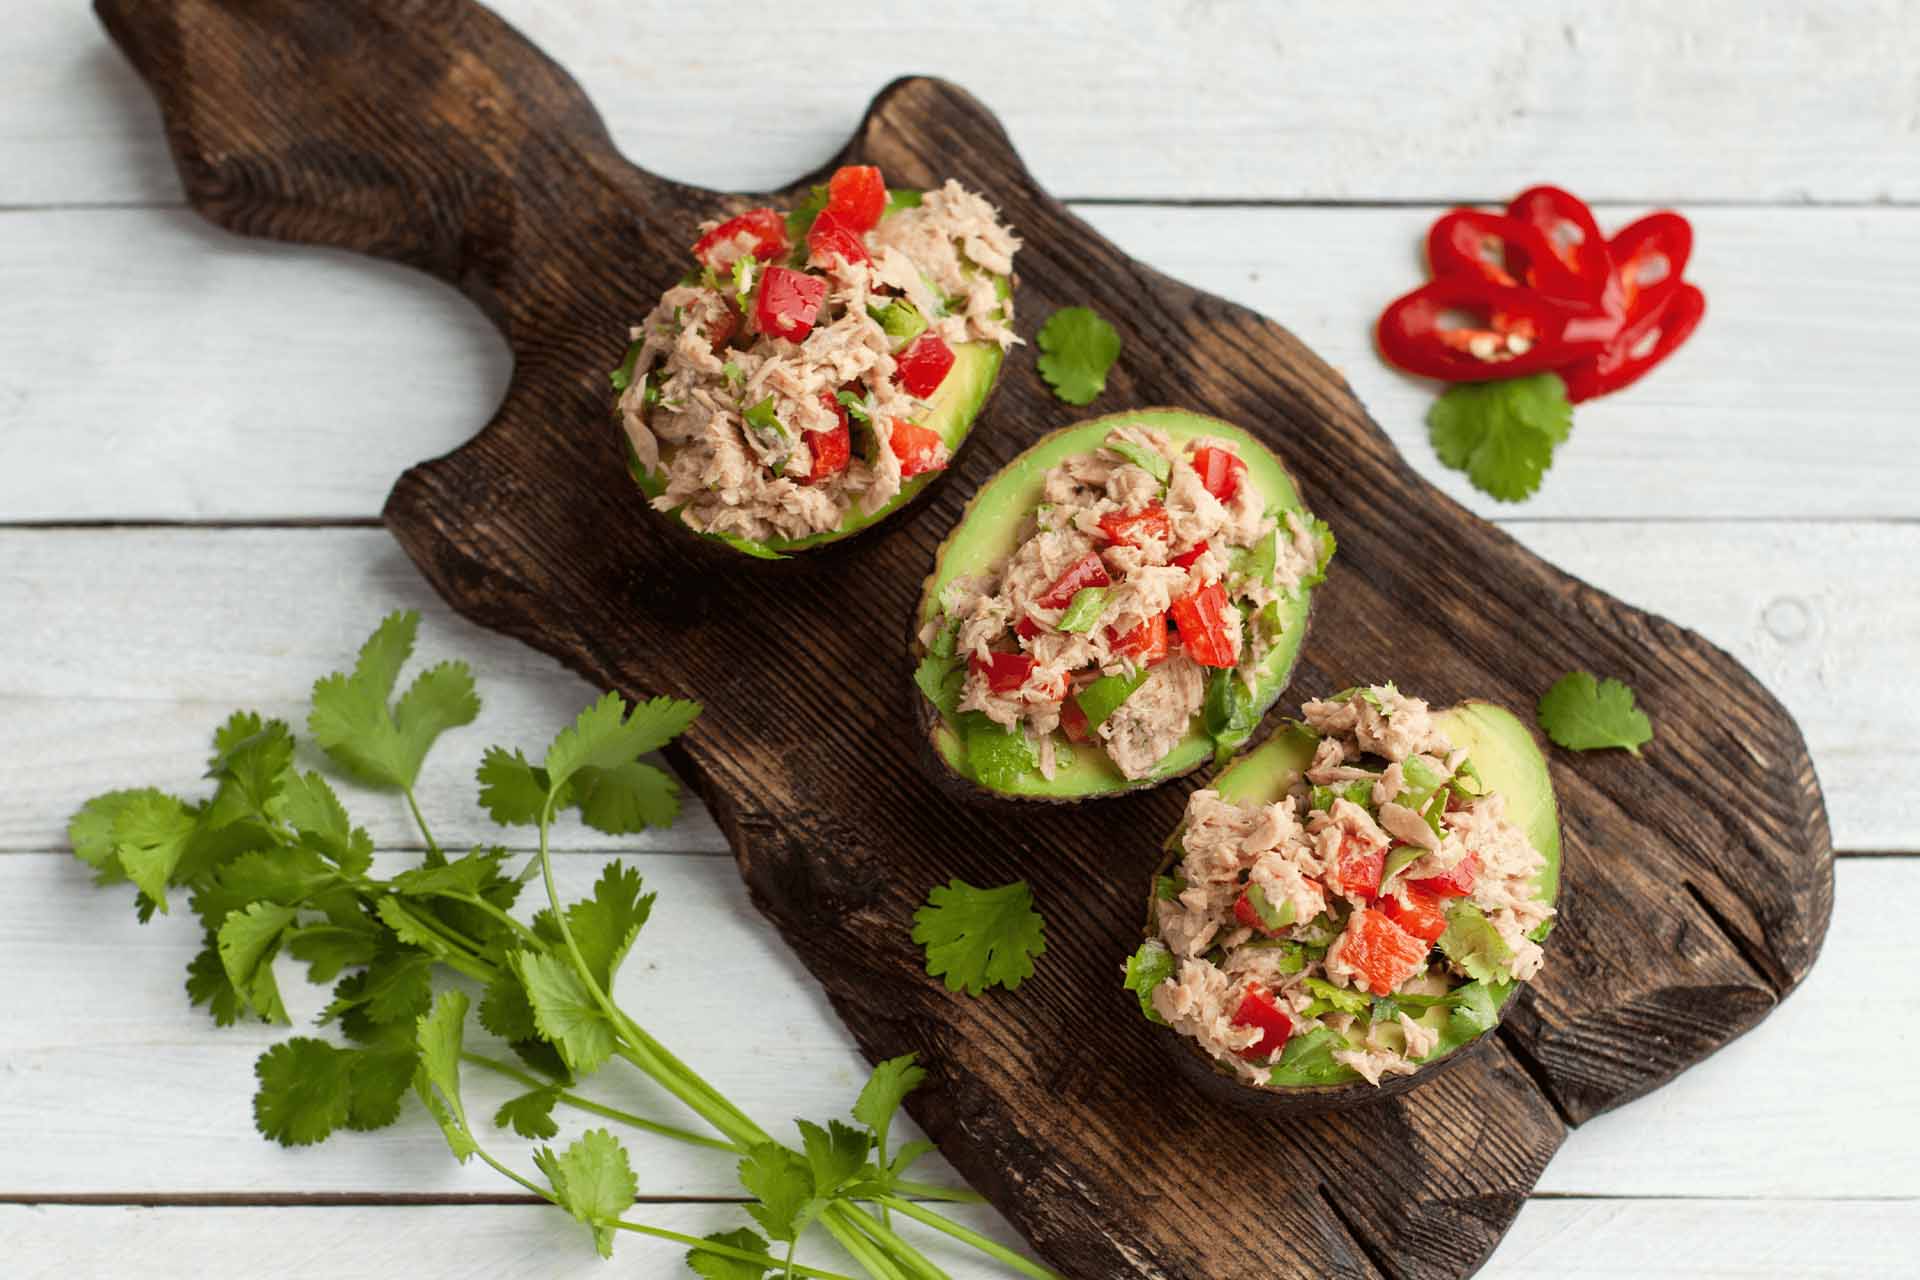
[917,428,1332,784]
[615,173,1020,545]
[1127,685,1555,1088]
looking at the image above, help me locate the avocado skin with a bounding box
[910,408,1321,804]
[1141,701,1564,1114]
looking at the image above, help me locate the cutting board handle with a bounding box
[95,0,647,338]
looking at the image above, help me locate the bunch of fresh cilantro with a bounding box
[69,611,1058,1280]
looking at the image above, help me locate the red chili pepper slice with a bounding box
[1097,504,1173,548]
[801,392,851,484]
[754,267,826,342]
[1189,446,1246,503]
[806,208,872,269]
[1169,581,1236,669]
[1038,552,1113,608]
[1107,612,1170,666]
[887,417,947,478]
[1506,185,1614,301]
[1170,539,1208,569]
[825,165,887,233]
[1376,276,1610,382]
[1605,211,1693,320]
[1427,209,1598,303]
[691,208,789,269]
[1230,983,1294,1061]
[894,332,956,399]
[1560,283,1705,403]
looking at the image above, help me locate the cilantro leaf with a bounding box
[687,1228,775,1280]
[1426,373,1573,503]
[562,861,655,990]
[185,934,246,1026]
[345,1048,418,1132]
[413,989,478,1163]
[280,770,374,877]
[253,1037,354,1146]
[913,653,964,721]
[479,969,540,1043]
[1266,1026,1352,1086]
[495,1085,563,1140]
[852,1053,926,1172]
[543,692,701,798]
[512,949,617,1074]
[217,901,297,1023]
[738,1143,815,1243]
[534,1129,638,1259]
[68,788,150,885]
[1035,306,1121,406]
[1537,670,1653,755]
[308,612,480,790]
[1105,436,1169,483]
[912,879,1047,996]
[1122,940,1175,1023]
[390,847,514,900]
[796,1118,870,1198]
[571,759,682,834]
[203,719,294,825]
[110,789,197,912]
[284,922,380,984]
[475,746,549,826]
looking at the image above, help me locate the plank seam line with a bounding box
[5,1192,1914,1209]
[1314,1184,1396,1280]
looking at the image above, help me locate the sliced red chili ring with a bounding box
[1375,276,1610,382]
[1505,185,1614,303]
[1559,282,1705,403]
[1605,211,1693,319]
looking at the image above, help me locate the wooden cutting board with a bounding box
[98,2,1834,1275]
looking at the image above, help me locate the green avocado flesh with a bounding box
[1200,702,1561,1085]
[916,409,1321,799]
[625,198,1007,559]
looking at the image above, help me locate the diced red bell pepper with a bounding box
[1189,446,1246,503]
[1038,553,1112,608]
[1107,612,1170,666]
[969,650,1036,694]
[1059,696,1093,744]
[801,392,851,484]
[1375,275,1611,382]
[1506,185,1615,304]
[825,164,887,233]
[894,332,956,399]
[1230,983,1294,1062]
[1014,616,1043,641]
[1171,539,1208,569]
[1334,836,1385,903]
[806,208,872,269]
[1168,581,1236,669]
[887,417,947,478]
[691,208,788,269]
[1097,503,1173,548]
[1562,282,1706,404]
[1340,909,1433,995]
[1409,852,1479,899]
[1381,885,1450,945]
[754,267,826,342]
[1605,211,1693,319]
[706,305,739,352]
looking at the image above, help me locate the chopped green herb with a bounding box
[866,298,927,349]
[883,188,924,217]
[609,339,645,393]
[1154,874,1187,902]
[1437,901,1515,985]
[1105,436,1170,483]
[1122,940,1175,1022]
[1203,668,1258,767]
[1266,1026,1351,1086]
[1055,587,1110,633]
[1303,976,1369,1015]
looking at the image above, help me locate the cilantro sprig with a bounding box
[913,879,1047,996]
[1427,372,1574,503]
[1035,306,1121,406]
[68,612,1059,1280]
[1538,670,1654,755]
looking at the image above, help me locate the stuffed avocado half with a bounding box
[1124,687,1560,1111]
[912,409,1333,801]
[617,166,1018,560]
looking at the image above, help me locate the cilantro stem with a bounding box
[457,1052,737,1154]
[876,1198,1063,1280]
[609,1221,856,1280]
[534,801,768,1148]
[820,1212,911,1280]
[784,1236,799,1280]
[883,1180,986,1205]
[380,898,496,984]
[403,786,442,860]
[449,892,544,948]
[834,1202,949,1280]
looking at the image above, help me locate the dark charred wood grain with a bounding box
[99,1,1834,1275]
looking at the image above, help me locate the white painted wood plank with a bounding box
[1483,1200,1917,1279]
[13,0,1919,206]
[5,206,1916,522]
[2,850,1914,1200]
[0,1202,1024,1280]
[0,528,727,855]
[4,522,1912,853]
